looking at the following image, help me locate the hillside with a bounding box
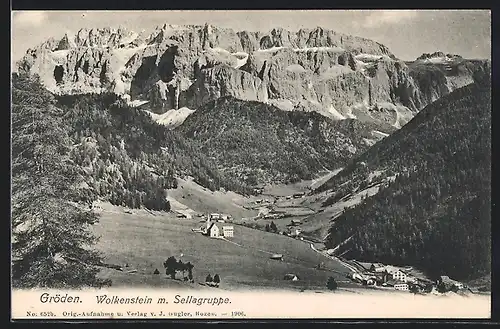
[13,73,258,213]
[317,73,491,281]
[177,96,396,186]
[92,201,351,291]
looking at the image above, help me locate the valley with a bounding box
[91,199,353,292]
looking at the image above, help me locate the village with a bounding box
[336,259,473,294]
[183,208,472,295]
[191,213,234,238]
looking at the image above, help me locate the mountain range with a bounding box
[17,24,489,124]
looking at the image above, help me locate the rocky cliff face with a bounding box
[17,24,489,126]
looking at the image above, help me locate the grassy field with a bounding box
[166,177,257,219]
[91,202,352,291]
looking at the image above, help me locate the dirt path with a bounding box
[307,242,358,274]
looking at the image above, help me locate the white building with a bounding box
[394,283,409,291]
[392,270,407,283]
[222,226,234,238]
[210,213,221,220]
[207,223,220,238]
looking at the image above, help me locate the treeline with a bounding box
[178,96,389,186]
[324,77,491,281]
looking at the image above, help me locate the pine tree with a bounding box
[11,73,109,289]
[163,256,178,279]
[213,274,221,287]
[270,221,277,233]
[326,276,338,291]
[205,274,213,284]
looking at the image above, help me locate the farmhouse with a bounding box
[383,265,401,274]
[438,276,464,290]
[222,226,234,238]
[370,263,386,272]
[176,212,191,219]
[293,192,305,198]
[289,219,302,226]
[392,270,407,283]
[209,213,221,220]
[207,223,220,238]
[394,283,409,291]
[270,254,284,261]
[284,274,299,281]
[374,271,391,285]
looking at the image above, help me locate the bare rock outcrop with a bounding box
[183,65,268,108]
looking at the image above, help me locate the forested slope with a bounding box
[322,74,491,281]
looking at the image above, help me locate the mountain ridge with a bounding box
[17,23,489,130]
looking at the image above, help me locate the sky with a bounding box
[11,10,491,62]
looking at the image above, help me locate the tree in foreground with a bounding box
[11,73,110,289]
[213,274,221,287]
[205,274,213,286]
[186,262,194,283]
[409,284,420,294]
[326,276,338,291]
[163,256,178,279]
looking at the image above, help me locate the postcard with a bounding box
[11,9,491,320]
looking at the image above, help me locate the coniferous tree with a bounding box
[163,256,178,279]
[213,274,221,287]
[11,73,109,289]
[205,274,213,285]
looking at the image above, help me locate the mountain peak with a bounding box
[416,51,463,61]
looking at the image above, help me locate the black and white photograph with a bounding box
[10,9,491,319]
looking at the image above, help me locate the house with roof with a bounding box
[207,222,220,238]
[284,273,299,281]
[222,225,234,237]
[438,275,464,290]
[209,213,221,221]
[394,282,409,291]
[370,263,386,272]
[270,254,284,261]
[392,270,408,283]
[374,271,391,285]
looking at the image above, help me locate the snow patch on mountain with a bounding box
[371,130,389,138]
[256,46,285,53]
[233,51,249,69]
[128,99,149,107]
[328,105,347,120]
[267,99,296,111]
[293,46,345,53]
[144,107,195,128]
